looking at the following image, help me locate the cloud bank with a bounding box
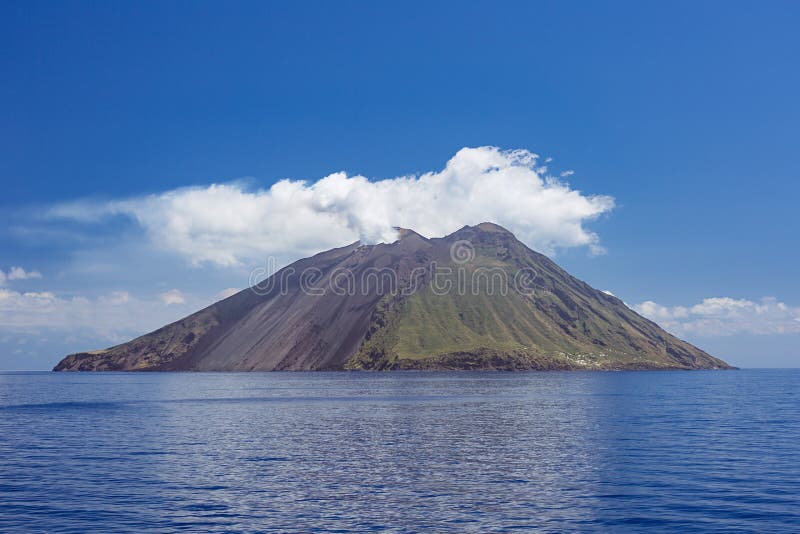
[0,266,42,285]
[159,289,186,305]
[0,287,198,343]
[634,297,800,337]
[50,147,615,266]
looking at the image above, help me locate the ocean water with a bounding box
[1,370,798,532]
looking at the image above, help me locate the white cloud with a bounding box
[49,147,615,266]
[7,266,42,280]
[101,291,130,305]
[0,287,195,344]
[634,296,800,337]
[159,289,186,305]
[0,266,42,284]
[216,287,240,300]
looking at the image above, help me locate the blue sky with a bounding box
[1,1,799,369]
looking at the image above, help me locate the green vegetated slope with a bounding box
[348,228,730,370]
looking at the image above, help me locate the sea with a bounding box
[1,369,798,532]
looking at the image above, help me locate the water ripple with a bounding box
[0,369,798,532]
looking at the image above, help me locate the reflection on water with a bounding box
[1,370,799,531]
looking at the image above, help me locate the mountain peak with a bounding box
[393,227,428,241]
[445,222,516,242]
[474,222,512,233]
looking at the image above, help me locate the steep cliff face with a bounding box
[54,223,732,371]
